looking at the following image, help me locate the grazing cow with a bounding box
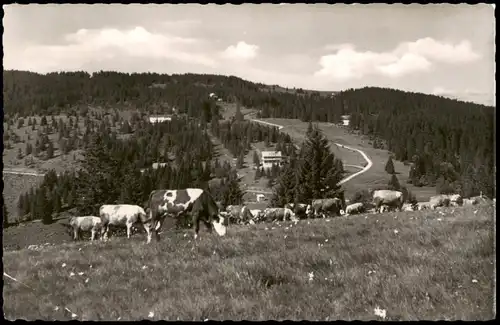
[225,205,254,225]
[429,195,451,210]
[69,216,103,241]
[284,203,311,219]
[372,190,404,213]
[250,209,265,222]
[310,198,344,218]
[402,203,417,211]
[417,202,432,211]
[263,207,297,222]
[345,202,365,215]
[146,188,226,243]
[447,194,463,207]
[99,204,148,240]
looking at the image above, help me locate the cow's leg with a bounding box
[126,222,132,239]
[91,229,96,241]
[73,228,79,241]
[192,213,201,240]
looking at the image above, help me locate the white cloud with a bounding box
[315,37,480,81]
[222,41,259,61]
[14,26,216,73]
[377,53,432,77]
[394,37,481,64]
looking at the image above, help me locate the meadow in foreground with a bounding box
[3,204,495,321]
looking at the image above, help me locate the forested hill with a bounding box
[3,70,495,198]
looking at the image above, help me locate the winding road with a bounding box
[249,118,374,186]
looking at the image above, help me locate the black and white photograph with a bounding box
[2,3,495,321]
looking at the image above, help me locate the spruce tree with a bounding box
[385,156,395,174]
[3,194,9,227]
[388,174,401,191]
[295,125,344,202]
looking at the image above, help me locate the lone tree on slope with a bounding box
[385,156,395,175]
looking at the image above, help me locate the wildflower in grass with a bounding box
[325,239,329,242]
[54,306,59,311]
[142,265,148,270]
[308,272,314,281]
[329,259,333,266]
[374,306,386,319]
[85,278,89,283]
[148,311,155,318]
[393,229,399,234]
[69,272,75,277]
[472,279,478,283]
[61,263,66,268]
[78,272,84,276]
[284,235,288,239]
[437,218,442,221]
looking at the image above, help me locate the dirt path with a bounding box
[248,118,374,186]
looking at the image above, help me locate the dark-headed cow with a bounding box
[429,195,451,210]
[99,204,148,240]
[225,205,254,225]
[284,203,311,219]
[146,188,226,243]
[310,198,344,218]
[372,190,404,213]
[263,207,298,223]
[69,216,103,241]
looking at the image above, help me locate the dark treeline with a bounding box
[4,70,494,199]
[16,118,243,224]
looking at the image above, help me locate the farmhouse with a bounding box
[261,151,285,170]
[149,115,172,123]
[341,115,350,127]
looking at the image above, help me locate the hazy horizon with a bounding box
[3,4,495,106]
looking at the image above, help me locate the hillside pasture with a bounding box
[3,203,494,321]
[3,173,45,222]
[256,118,436,202]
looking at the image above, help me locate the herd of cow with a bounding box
[68,188,493,244]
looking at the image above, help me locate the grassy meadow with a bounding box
[3,204,495,321]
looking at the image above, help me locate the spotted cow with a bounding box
[146,188,226,243]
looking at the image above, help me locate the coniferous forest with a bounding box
[3,70,495,225]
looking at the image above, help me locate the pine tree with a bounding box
[385,156,395,174]
[295,125,344,202]
[3,194,9,227]
[46,141,55,159]
[75,133,120,215]
[388,174,401,191]
[253,150,260,166]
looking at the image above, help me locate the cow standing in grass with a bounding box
[345,202,365,216]
[263,207,298,222]
[146,188,227,243]
[69,216,103,241]
[225,205,254,225]
[372,190,404,213]
[284,203,311,219]
[310,198,344,218]
[99,204,148,241]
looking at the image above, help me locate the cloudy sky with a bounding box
[3,4,495,106]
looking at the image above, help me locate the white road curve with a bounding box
[249,118,373,185]
[3,170,46,177]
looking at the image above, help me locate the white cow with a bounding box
[402,203,417,211]
[345,202,365,215]
[416,202,432,211]
[99,204,148,240]
[69,216,103,241]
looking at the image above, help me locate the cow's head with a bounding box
[305,204,313,217]
[213,212,227,236]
